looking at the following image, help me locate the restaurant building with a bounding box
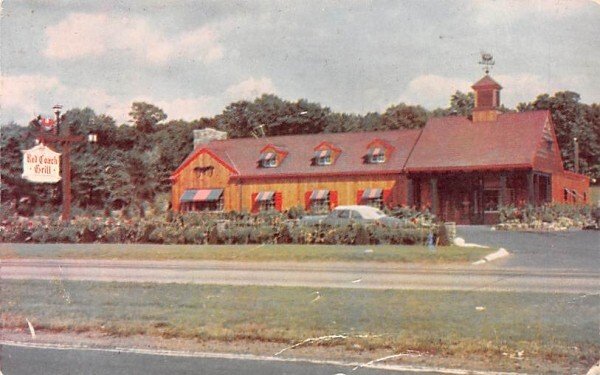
[170,75,590,224]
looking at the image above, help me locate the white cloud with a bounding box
[398,74,471,109]
[1,74,278,125]
[0,74,64,124]
[225,77,276,100]
[471,0,590,25]
[493,74,551,106]
[44,13,109,59]
[1,74,61,112]
[395,72,590,111]
[494,73,586,107]
[44,12,224,65]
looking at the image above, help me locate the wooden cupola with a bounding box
[472,75,502,123]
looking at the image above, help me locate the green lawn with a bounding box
[1,280,597,372]
[0,243,490,263]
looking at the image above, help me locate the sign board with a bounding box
[21,144,61,183]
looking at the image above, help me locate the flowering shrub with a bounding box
[0,209,435,245]
[496,204,594,231]
[388,206,435,227]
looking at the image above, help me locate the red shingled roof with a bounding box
[405,110,551,172]
[173,129,421,179]
[472,75,502,89]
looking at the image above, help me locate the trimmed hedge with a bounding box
[0,210,432,245]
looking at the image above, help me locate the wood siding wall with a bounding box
[171,151,409,212]
[552,172,591,204]
[171,152,233,211]
[472,109,499,123]
[233,175,407,212]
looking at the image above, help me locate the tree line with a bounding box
[1,90,598,216]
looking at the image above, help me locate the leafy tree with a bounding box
[358,112,383,132]
[71,150,107,209]
[1,123,31,208]
[215,100,254,138]
[430,107,451,118]
[518,91,600,178]
[261,98,330,136]
[150,119,202,191]
[129,102,167,133]
[100,150,133,209]
[449,91,474,117]
[324,113,362,133]
[215,95,331,138]
[381,103,429,129]
[126,151,160,216]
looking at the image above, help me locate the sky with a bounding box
[1,0,599,126]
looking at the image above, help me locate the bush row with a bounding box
[496,203,596,230]
[0,211,437,245]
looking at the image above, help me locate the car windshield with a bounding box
[360,209,386,219]
[337,210,350,218]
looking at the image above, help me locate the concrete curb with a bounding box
[472,248,510,265]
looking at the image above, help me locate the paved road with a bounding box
[0,344,445,375]
[1,258,597,293]
[456,226,600,271]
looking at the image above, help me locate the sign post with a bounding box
[31,105,85,221]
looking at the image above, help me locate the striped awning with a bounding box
[362,188,383,200]
[310,189,330,200]
[259,152,276,161]
[313,149,332,158]
[367,147,384,157]
[255,191,275,202]
[180,189,223,203]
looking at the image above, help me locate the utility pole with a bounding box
[36,105,85,221]
[573,137,579,174]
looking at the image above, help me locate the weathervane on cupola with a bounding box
[478,52,495,75]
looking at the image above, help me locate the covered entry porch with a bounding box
[407,170,552,224]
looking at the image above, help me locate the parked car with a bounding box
[299,205,404,227]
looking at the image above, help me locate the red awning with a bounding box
[180,189,223,203]
[362,188,382,200]
[255,191,275,202]
[310,189,329,200]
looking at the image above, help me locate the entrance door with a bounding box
[439,175,483,225]
[439,178,468,224]
[440,190,472,224]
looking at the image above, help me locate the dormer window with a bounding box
[312,142,340,166]
[367,147,385,164]
[259,152,277,168]
[314,149,332,166]
[365,139,393,165]
[258,145,288,168]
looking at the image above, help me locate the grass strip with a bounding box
[0,243,490,263]
[1,279,597,371]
